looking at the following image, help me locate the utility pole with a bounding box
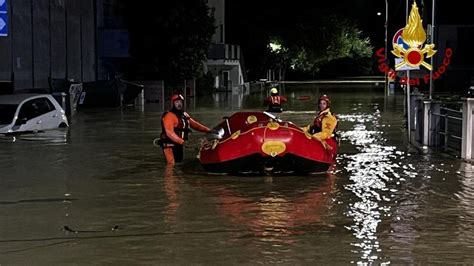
[385,0,389,96]
[429,0,435,100]
[406,0,411,142]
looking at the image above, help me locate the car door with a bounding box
[34,97,61,130]
[15,97,57,131]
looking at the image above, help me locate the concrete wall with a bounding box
[0,0,96,92]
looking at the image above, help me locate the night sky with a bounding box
[226,0,474,61]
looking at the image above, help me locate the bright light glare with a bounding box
[269,42,282,52]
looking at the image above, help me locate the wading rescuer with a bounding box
[302,95,338,149]
[264,87,287,112]
[159,94,211,164]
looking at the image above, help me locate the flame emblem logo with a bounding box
[392,1,437,70]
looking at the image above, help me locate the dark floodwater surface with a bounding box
[1,87,473,264]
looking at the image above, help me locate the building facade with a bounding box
[205,0,246,91]
[0,0,95,92]
[0,0,128,94]
[0,0,245,94]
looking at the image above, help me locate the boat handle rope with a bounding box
[153,138,161,147]
[225,118,231,135]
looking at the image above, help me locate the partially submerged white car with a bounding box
[0,94,69,134]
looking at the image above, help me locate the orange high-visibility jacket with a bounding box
[161,111,210,145]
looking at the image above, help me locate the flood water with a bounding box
[1,85,474,264]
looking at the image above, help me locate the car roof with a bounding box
[0,94,51,105]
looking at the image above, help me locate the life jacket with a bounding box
[160,109,190,145]
[269,96,283,106]
[309,109,338,137]
[266,95,284,112]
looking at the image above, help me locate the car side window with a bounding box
[18,98,55,121]
[35,98,55,115]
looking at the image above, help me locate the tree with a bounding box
[123,1,215,83]
[226,1,374,80]
[271,15,373,78]
[265,37,290,81]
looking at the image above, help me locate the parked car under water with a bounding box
[0,94,69,134]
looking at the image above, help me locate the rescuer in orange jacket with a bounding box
[302,95,338,148]
[264,87,288,112]
[160,94,211,164]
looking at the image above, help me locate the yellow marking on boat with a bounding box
[231,130,241,139]
[266,121,280,130]
[247,115,257,124]
[261,141,286,157]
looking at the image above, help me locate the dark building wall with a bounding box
[12,0,33,89]
[81,0,96,82]
[33,0,51,89]
[50,0,67,81]
[96,0,130,80]
[436,25,474,92]
[0,0,96,92]
[0,0,12,83]
[66,0,81,82]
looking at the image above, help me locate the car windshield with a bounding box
[0,104,18,124]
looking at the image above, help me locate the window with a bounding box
[35,98,55,115]
[18,98,55,121]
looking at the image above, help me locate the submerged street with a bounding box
[1,86,473,264]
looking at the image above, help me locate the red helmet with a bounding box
[171,94,185,102]
[318,95,331,106]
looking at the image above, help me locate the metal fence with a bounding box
[412,96,474,160]
[432,107,463,152]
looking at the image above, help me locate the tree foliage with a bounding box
[123,1,215,83]
[267,15,373,78]
[227,1,375,79]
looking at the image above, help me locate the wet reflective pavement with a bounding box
[1,87,473,264]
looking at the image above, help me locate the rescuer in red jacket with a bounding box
[264,87,288,112]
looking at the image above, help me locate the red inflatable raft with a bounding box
[198,111,337,174]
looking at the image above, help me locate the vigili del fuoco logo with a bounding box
[375,1,452,87]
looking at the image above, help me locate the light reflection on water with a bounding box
[340,103,418,264]
[456,163,474,245]
[0,129,68,145]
